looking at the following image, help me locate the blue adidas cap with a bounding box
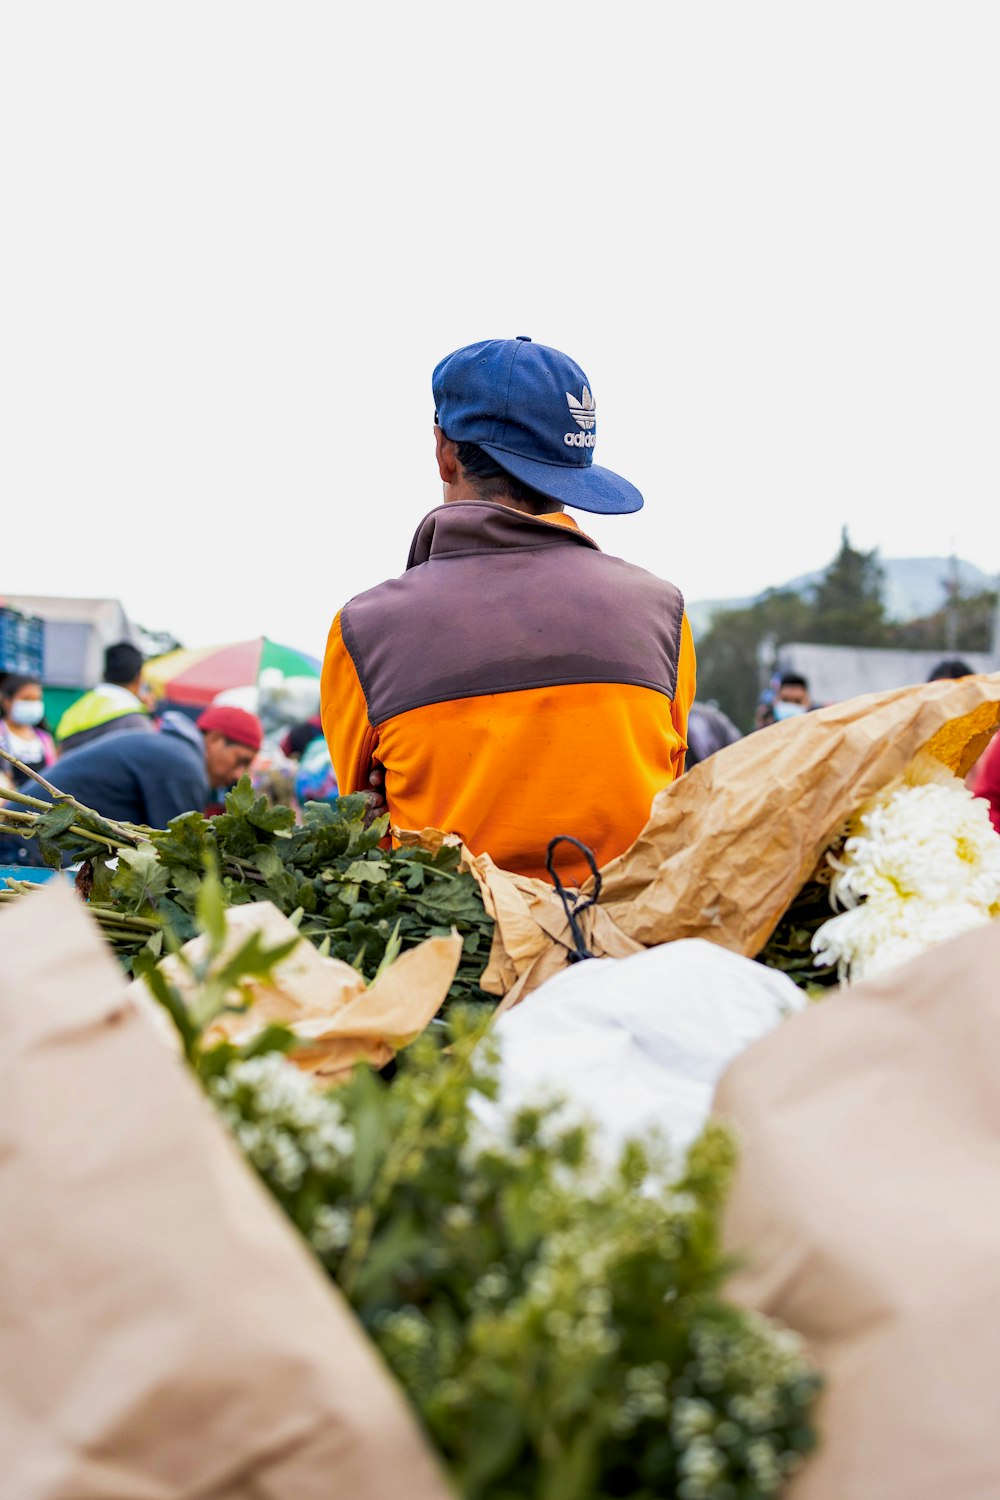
[431,336,643,515]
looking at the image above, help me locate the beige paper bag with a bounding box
[135,900,461,1081]
[0,882,452,1500]
[714,919,1000,1500]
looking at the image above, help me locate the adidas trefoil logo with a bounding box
[564,386,597,448]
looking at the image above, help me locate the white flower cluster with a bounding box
[209,1052,355,1194]
[812,757,1000,982]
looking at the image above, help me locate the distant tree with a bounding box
[693,527,889,730]
[887,588,998,653]
[694,589,812,732]
[806,527,889,646]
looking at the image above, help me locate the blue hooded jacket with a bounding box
[34,711,209,829]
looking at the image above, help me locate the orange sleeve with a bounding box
[321,611,376,794]
[671,610,697,769]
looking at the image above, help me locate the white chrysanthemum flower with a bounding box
[813,758,1000,982]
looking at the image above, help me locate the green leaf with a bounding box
[238,1023,296,1060]
[133,951,198,1060]
[344,858,390,885]
[212,931,300,992]
[35,802,80,841]
[350,1068,390,1197]
[224,776,257,817]
[112,845,171,910]
[372,920,403,980]
[195,865,228,951]
[151,811,215,869]
[248,799,296,834]
[351,1212,426,1302]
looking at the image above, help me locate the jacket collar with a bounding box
[406,501,600,569]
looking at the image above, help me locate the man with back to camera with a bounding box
[321,335,696,886]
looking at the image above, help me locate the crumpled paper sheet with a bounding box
[464,848,643,1012]
[134,901,462,1083]
[0,881,453,1500]
[405,675,1000,1008]
[392,828,642,1012]
[598,672,1000,958]
[713,914,1000,1500]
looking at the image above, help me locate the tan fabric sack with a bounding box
[714,919,1000,1499]
[0,881,452,1500]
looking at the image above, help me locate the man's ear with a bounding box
[434,425,460,484]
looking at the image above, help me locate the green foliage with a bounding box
[753,877,840,994]
[132,859,300,1067]
[886,587,998,654]
[202,1012,820,1499]
[695,528,889,730]
[45,782,495,1010]
[695,591,812,733]
[807,528,888,647]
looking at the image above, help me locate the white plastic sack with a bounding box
[491,939,806,1163]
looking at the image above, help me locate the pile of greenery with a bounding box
[151,890,821,1500]
[754,874,840,993]
[0,771,495,1008]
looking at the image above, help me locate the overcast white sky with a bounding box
[2,1,998,654]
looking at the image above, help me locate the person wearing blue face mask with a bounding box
[771,672,812,723]
[0,673,57,867]
[0,673,56,792]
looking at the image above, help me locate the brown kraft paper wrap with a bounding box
[0,881,453,1500]
[713,918,1000,1500]
[460,674,1000,1005]
[132,900,462,1083]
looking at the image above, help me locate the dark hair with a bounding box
[452,440,562,516]
[927,658,973,681]
[283,719,323,758]
[0,672,41,706]
[104,641,144,686]
[779,672,809,691]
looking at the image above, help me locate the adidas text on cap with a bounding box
[431,336,643,515]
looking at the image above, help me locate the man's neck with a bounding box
[443,483,564,518]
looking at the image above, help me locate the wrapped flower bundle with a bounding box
[812,756,1000,982]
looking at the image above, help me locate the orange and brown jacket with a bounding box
[321,502,695,886]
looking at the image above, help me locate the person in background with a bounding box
[685,700,742,769]
[274,714,339,809]
[0,673,57,792]
[26,704,263,830]
[279,715,324,761]
[755,672,813,729]
[925,656,997,824]
[55,641,155,753]
[0,673,58,868]
[927,658,974,681]
[294,734,339,807]
[322,334,695,886]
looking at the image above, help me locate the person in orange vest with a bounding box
[322,336,696,885]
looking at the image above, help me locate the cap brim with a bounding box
[478,443,643,515]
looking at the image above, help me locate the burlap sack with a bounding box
[0,881,452,1500]
[714,919,1000,1500]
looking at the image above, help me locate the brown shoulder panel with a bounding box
[341,508,685,724]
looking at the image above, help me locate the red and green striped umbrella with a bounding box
[144,636,321,710]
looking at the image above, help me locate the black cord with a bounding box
[545,835,602,963]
